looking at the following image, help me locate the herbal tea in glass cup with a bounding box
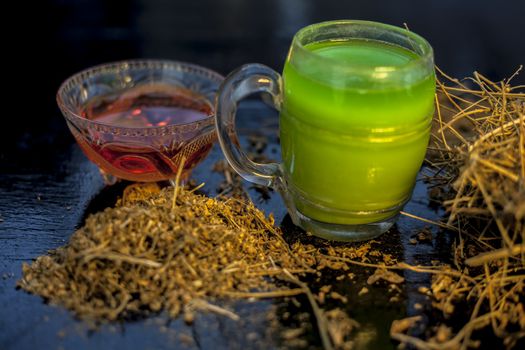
[215,20,436,241]
[57,60,224,184]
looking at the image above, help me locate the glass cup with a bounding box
[57,60,224,184]
[215,20,435,241]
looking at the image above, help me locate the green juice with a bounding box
[280,39,435,224]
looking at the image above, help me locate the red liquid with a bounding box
[71,84,216,182]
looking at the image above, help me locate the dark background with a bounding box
[1,1,524,349]
[5,0,525,163]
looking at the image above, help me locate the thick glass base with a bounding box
[294,210,398,242]
[272,174,405,242]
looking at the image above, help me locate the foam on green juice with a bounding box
[280,39,435,225]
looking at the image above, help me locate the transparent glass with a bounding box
[57,60,224,184]
[216,20,435,241]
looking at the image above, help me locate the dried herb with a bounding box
[391,68,525,349]
[19,182,305,321]
[18,179,393,349]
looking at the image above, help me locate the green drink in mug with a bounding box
[216,20,435,241]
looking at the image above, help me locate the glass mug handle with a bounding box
[215,64,300,222]
[216,64,282,187]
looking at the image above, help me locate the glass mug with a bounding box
[216,20,435,241]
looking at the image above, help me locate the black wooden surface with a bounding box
[2,1,524,349]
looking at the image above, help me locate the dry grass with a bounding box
[391,68,525,349]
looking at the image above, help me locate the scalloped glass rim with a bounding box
[56,59,224,137]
